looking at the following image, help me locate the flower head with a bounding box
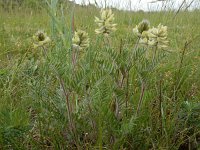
[33,30,51,49]
[72,30,89,50]
[138,31,150,45]
[133,20,169,49]
[95,9,117,36]
[133,19,150,37]
[148,24,169,49]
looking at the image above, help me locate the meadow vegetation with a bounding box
[0,0,200,149]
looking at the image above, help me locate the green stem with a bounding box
[135,81,145,117]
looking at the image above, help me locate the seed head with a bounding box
[33,30,51,49]
[138,19,150,34]
[95,9,117,36]
[72,30,90,50]
[133,19,150,37]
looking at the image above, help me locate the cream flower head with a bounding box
[95,9,117,36]
[148,24,169,49]
[33,30,51,49]
[72,30,90,50]
[138,31,150,45]
[133,20,169,49]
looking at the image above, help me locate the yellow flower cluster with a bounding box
[33,30,51,49]
[72,30,90,50]
[95,9,117,36]
[133,20,169,49]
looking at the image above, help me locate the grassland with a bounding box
[0,1,200,149]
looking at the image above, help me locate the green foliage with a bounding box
[0,1,200,149]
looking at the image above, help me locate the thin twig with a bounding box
[173,0,186,19]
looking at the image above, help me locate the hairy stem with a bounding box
[135,81,145,117]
